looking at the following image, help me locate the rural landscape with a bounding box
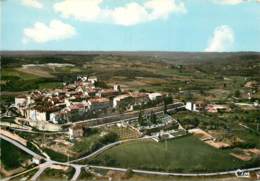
[0,51,260,181]
[1,0,260,180]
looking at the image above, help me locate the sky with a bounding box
[1,0,260,52]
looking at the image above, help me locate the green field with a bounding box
[89,136,251,173]
[38,82,63,89]
[1,68,41,80]
[72,133,101,154]
[0,139,32,170]
[174,110,260,149]
[72,131,119,157]
[43,148,69,162]
[2,53,260,102]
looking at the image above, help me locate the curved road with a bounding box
[30,162,53,181]
[0,134,43,159]
[70,165,82,181]
[90,165,260,177]
[1,132,260,181]
[68,136,154,163]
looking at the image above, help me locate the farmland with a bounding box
[0,52,259,179]
[1,52,260,99]
[88,135,256,173]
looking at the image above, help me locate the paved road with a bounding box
[90,165,260,177]
[63,102,184,127]
[91,105,185,129]
[3,122,260,181]
[1,166,38,181]
[30,162,53,181]
[70,165,82,181]
[68,136,154,163]
[0,134,43,159]
[9,127,67,135]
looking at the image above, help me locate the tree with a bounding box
[150,111,157,124]
[255,118,260,133]
[124,168,134,179]
[139,88,147,93]
[234,90,241,98]
[163,102,167,114]
[163,95,173,114]
[94,81,109,88]
[164,95,173,105]
[100,132,119,144]
[138,109,146,126]
[185,91,193,101]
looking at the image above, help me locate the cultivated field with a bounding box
[89,135,255,173]
[1,52,259,176]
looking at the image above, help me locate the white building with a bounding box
[113,94,133,108]
[68,125,84,140]
[64,98,71,107]
[185,102,198,112]
[82,76,88,82]
[148,93,162,101]
[49,112,62,124]
[113,84,121,92]
[27,109,47,121]
[129,92,149,106]
[15,95,30,107]
[32,156,42,165]
[88,76,98,84]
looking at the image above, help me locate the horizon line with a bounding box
[1,50,259,53]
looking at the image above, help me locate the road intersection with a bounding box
[0,102,258,181]
[1,133,260,181]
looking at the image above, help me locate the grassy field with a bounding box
[101,126,140,140]
[38,82,63,89]
[72,133,101,154]
[0,139,32,170]
[173,110,260,149]
[89,135,250,173]
[1,52,259,174]
[1,68,41,80]
[2,53,259,102]
[232,130,260,148]
[72,130,119,157]
[43,148,69,162]
[105,174,253,181]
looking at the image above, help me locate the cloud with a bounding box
[144,0,186,19]
[108,2,149,26]
[23,20,76,43]
[212,0,260,5]
[54,0,102,21]
[54,0,187,26]
[213,0,245,4]
[205,25,234,52]
[21,0,43,9]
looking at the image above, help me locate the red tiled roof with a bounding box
[101,89,115,93]
[88,97,110,104]
[129,92,148,98]
[69,103,86,110]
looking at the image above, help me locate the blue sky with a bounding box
[1,0,260,51]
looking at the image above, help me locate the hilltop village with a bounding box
[14,75,165,123]
[2,73,256,146]
[1,57,259,180]
[10,75,187,140]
